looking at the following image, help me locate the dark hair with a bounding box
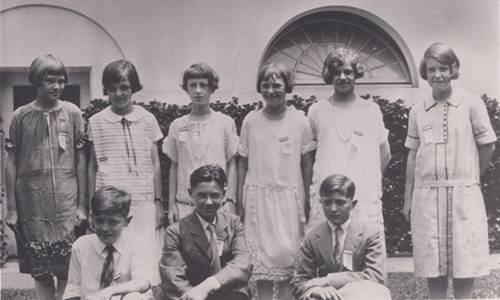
[256,63,294,93]
[419,42,460,80]
[190,164,227,193]
[319,174,356,199]
[181,63,219,92]
[322,47,364,84]
[102,60,143,95]
[28,54,68,86]
[92,186,131,218]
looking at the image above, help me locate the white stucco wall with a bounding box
[0,0,498,125]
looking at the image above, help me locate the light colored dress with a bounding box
[405,87,496,278]
[307,96,388,234]
[89,105,163,284]
[163,109,238,218]
[6,100,85,279]
[239,107,315,299]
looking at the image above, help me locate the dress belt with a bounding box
[415,179,478,188]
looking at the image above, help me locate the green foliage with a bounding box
[82,94,500,255]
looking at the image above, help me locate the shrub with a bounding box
[82,94,500,255]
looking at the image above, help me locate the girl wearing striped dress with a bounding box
[88,60,165,284]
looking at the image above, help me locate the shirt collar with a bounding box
[327,216,352,233]
[424,87,464,111]
[102,105,145,123]
[196,212,217,231]
[94,233,126,256]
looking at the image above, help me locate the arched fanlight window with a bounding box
[262,10,414,86]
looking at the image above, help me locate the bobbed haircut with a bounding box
[92,186,131,218]
[419,42,460,80]
[319,174,356,199]
[322,47,364,84]
[181,63,219,92]
[256,63,294,93]
[190,164,227,193]
[28,54,68,86]
[102,60,143,95]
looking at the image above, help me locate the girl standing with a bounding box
[88,60,165,284]
[403,43,496,299]
[237,63,315,299]
[163,63,239,223]
[306,48,391,238]
[5,54,87,300]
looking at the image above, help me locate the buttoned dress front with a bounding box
[405,87,496,278]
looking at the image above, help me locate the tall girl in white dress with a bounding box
[403,43,496,299]
[238,63,315,300]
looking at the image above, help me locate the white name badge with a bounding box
[343,250,353,271]
[217,239,225,257]
[178,130,188,142]
[423,125,434,144]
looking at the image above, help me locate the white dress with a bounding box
[307,96,388,235]
[405,87,496,278]
[239,107,315,299]
[89,105,164,284]
[163,109,239,218]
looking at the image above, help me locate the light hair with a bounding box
[419,42,460,80]
[256,63,294,93]
[181,63,219,92]
[28,54,68,86]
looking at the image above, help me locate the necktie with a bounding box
[333,225,343,272]
[100,245,115,289]
[207,224,221,274]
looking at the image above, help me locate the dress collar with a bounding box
[28,100,62,112]
[424,86,464,111]
[102,105,146,123]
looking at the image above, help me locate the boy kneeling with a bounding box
[292,174,391,300]
[64,186,154,300]
[160,164,252,300]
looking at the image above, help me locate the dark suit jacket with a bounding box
[291,219,386,300]
[159,211,252,300]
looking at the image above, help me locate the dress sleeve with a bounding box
[148,113,164,143]
[224,116,239,160]
[375,105,389,146]
[300,113,316,154]
[405,106,420,150]
[5,110,19,153]
[72,109,86,150]
[470,96,497,145]
[307,104,319,143]
[237,114,250,158]
[163,120,179,162]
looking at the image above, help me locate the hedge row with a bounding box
[82,94,500,255]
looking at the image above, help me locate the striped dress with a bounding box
[89,105,163,284]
